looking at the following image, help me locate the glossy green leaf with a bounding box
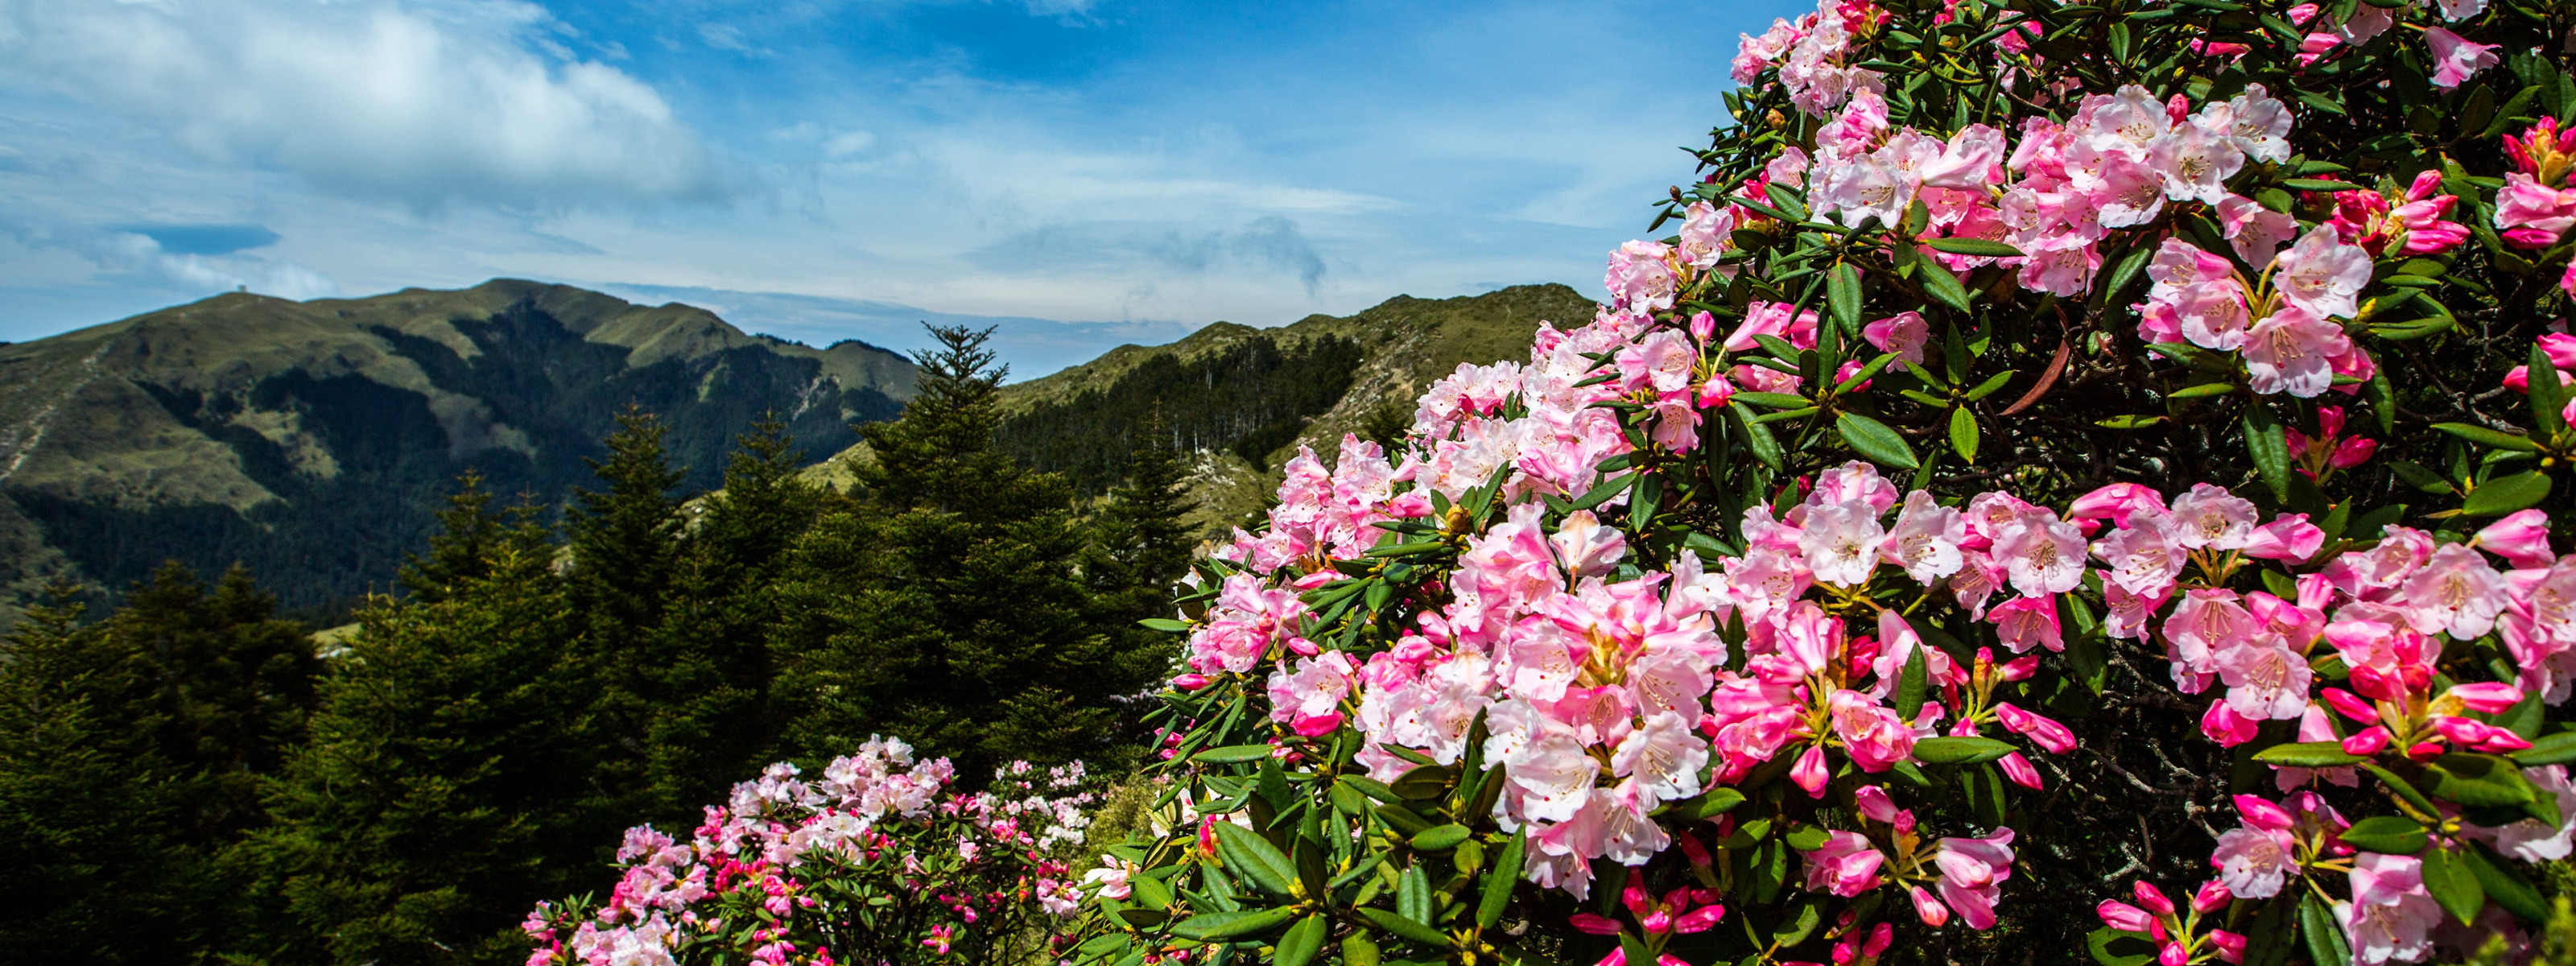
[1837,412,1920,469]
[1341,932,1381,966]
[1915,255,1974,312]
[2244,406,2292,501]
[1408,824,1471,852]
[2338,815,2427,855]
[1922,237,2024,258]
[1827,262,1863,331]
[2420,753,2541,810]
[1355,908,1449,947]
[1212,821,1299,897]
[2251,741,2365,767]
[2510,731,2576,766]
[1478,832,1525,930]
[2462,842,2549,923]
[1893,645,1929,721]
[1274,914,1328,966]
[1173,906,1302,942]
[1139,617,1191,632]
[2434,423,2541,452]
[1194,745,1276,764]
[2301,892,2351,966]
[1911,736,2014,764]
[1389,764,1456,800]
[2419,847,2486,926]
[2462,471,2553,518]
[2087,928,2157,966]
[1948,406,1979,464]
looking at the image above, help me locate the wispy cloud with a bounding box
[0,0,728,210]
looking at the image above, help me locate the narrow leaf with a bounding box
[1837,411,1921,469]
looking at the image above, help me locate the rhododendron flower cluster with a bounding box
[1070,0,2576,962]
[527,740,1096,966]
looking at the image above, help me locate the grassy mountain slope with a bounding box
[812,283,1596,536]
[0,279,914,616]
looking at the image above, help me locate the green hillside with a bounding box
[983,283,1595,534]
[0,280,915,616]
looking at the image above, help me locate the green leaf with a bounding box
[1173,906,1302,942]
[1963,369,2015,401]
[2252,741,2366,767]
[1139,617,1191,632]
[1911,736,2014,764]
[1212,821,1300,897]
[1390,764,1456,800]
[1773,898,1825,947]
[1194,745,1277,765]
[1827,262,1863,332]
[1130,873,1178,910]
[1730,405,1784,471]
[1341,775,1402,803]
[2301,892,2351,966]
[1397,864,1433,924]
[2169,382,2238,399]
[2087,928,2158,966]
[1732,390,1814,410]
[2420,753,2541,810]
[2095,415,2166,429]
[1341,932,1381,966]
[1923,237,2024,258]
[1894,646,1930,721]
[2433,423,2541,452]
[2462,842,2550,923]
[1408,824,1472,852]
[2463,471,2553,518]
[2420,847,2487,927]
[2281,178,2365,191]
[1477,832,1525,930]
[1915,255,1973,312]
[1837,412,1920,469]
[2338,815,2427,855]
[2511,731,2576,766]
[2244,407,2292,501]
[1354,908,1449,948]
[1948,407,1979,464]
[1274,914,1328,966]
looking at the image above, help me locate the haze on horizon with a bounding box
[0,0,1798,378]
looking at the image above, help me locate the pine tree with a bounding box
[0,565,320,964]
[1090,411,1202,621]
[248,506,605,966]
[778,325,1151,778]
[635,416,824,818]
[398,471,506,603]
[564,407,685,637]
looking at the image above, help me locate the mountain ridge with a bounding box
[0,279,916,617]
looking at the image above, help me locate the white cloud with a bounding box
[95,230,341,299]
[0,0,728,209]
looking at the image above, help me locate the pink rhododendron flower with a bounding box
[2271,227,2372,320]
[2497,171,2576,248]
[1932,828,2016,930]
[1801,830,1886,897]
[1861,312,1928,370]
[2424,27,2500,89]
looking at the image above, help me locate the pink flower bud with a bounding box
[1569,913,1621,936]
[1864,923,1892,956]
[1833,934,1860,965]
[2192,880,2232,913]
[1623,880,1652,918]
[1792,744,1831,797]
[1999,751,2046,790]
[2320,687,2379,724]
[1286,636,1319,657]
[2208,930,2248,964]
[1641,911,1672,935]
[1997,655,2041,681]
[2435,716,2491,745]
[2159,942,2190,966]
[2342,726,2392,756]
[1909,886,1951,927]
[2200,700,2260,747]
[1994,702,2077,753]
[2233,795,2294,832]
[2475,510,2557,570]
[2446,682,2526,713]
[2132,881,2177,916]
[2327,436,2377,469]
[1678,830,1712,868]
[2097,900,2155,933]
[1671,905,1724,935]
[1690,311,1718,343]
[2481,729,2535,753]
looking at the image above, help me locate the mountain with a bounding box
[0,279,914,617]
[819,283,1598,536]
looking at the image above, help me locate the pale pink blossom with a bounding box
[2424,27,2500,89]
[2211,825,2297,899]
[1802,831,1887,897]
[2218,640,2312,720]
[2400,543,2508,640]
[1992,511,2087,597]
[1830,688,1917,771]
[2244,304,2351,398]
[1862,312,1929,370]
[2271,227,2372,320]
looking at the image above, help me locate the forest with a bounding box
[0,324,1190,965]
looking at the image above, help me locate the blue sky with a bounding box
[0,0,1799,378]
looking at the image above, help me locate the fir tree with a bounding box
[564,407,685,638]
[1089,411,1201,620]
[778,325,1150,778]
[636,416,824,818]
[398,471,506,603]
[249,506,604,966]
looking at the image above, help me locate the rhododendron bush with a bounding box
[1063,0,2576,964]
[525,738,1098,966]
